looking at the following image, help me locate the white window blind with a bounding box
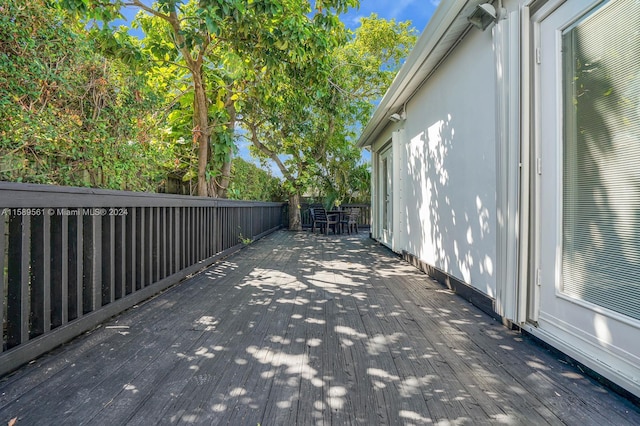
[562,0,640,320]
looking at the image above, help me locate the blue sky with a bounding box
[119,1,439,34]
[341,0,439,32]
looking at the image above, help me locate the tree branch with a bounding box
[247,123,295,183]
[124,1,171,22]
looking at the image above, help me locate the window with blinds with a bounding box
[561,0,640,321]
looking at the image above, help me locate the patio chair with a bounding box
[340,207,360,235]
[310,207,338,235]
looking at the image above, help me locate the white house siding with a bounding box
[398,28,498,298]
[361,0,640,398]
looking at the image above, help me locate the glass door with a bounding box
[379,145,393,247]
[534,0,640,392]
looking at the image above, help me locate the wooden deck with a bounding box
[1,230,638,425]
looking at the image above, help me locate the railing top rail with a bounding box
[0,182,287,208]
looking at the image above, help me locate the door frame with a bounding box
[378,142,393,248]
[525,0,640,397]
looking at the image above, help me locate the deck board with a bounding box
[1,230,639,425]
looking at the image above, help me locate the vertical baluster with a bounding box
[83,214,102,314]
[194,207,199,262]
[0,216,5,351]
[75,214,83,320]
[66,216,78,321]
[253,206,257,238]
[230,207,235,249]
[202,207,207,258]
[168,207,173,275]
[225,207,228,250]
[194,207,199,263]
[101,214,114,306]
[50,215,61,327]
[212,206,218,255]
[148,207,155,284]
[177,207,181,269]
[61,215,68,324]
[219,208,223,252]
[182,207,186,267]
[161,207,166,278]
[115,214,125,300]
[136,207,144,290]
[224,207,228,250]
[206,207,211,257]
[209,206,217,256]
[187,207,192,266]
[7,214,30,348]
[184,206,188,267]
[197,207,202,261]
[51,214,68,328]
[189,207,194,264]
[167,207,173,275]
[81,216,91,314]
[30,214,50,337]
[173,207,179,273]
[155,207,160,282]
[222,207,227,251]
[127,208,135,295]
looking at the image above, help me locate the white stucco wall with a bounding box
[396,28,498,298]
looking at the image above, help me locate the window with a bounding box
[561,0,640,320]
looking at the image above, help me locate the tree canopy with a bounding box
[56,0,360,198]
[242,13,417,228]
[0,0,171,190]
[1,0,417,224]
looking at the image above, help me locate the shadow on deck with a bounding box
[1,230,638,425]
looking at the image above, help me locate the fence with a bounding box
[0,182,285,376]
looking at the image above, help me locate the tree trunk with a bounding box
[288,192,302,231]
[193,70,210,197]
[214,103,236,199]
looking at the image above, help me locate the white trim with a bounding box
[391,129,404,253]
[494,10,522,321]
[370,150,379,237]
[524,321,640,397]
[378,144,393,247]
[518,3,533,324]
[555,292,640,330]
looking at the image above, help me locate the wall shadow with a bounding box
[403,112,496,298]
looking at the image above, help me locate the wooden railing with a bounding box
[0,182,285,376]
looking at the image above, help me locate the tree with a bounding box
[58,0,359,198]
[0,0,170,190]
[242,14,417,229]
